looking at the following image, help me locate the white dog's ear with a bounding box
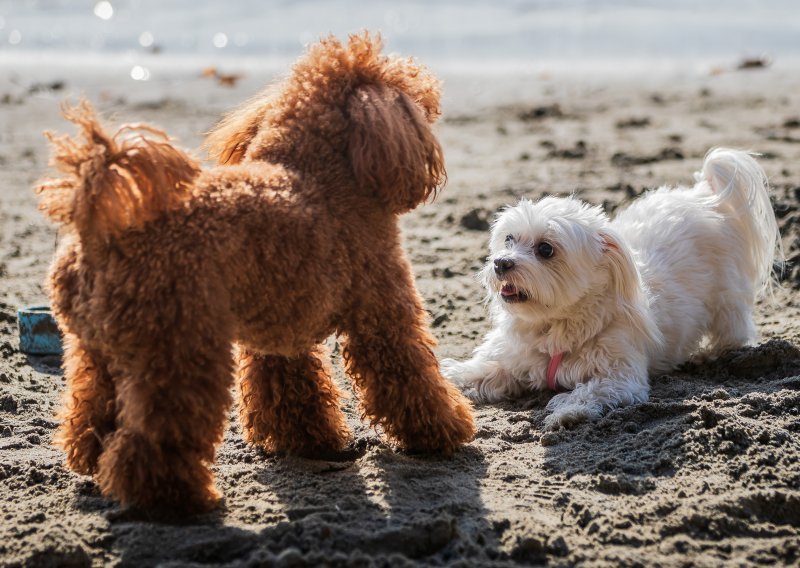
[599,231,641,303]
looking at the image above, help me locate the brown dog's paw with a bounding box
[391,385,476,455]
[243,409,352,459]
[56,425,104,476]
[96,430,220,516]
[266,432,354,460]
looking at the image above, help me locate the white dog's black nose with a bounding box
[494,257,515,276]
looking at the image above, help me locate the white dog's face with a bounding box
[482,196,629,322]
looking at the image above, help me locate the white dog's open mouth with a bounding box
[500,283,528,303]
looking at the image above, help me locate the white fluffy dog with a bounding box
[443,149,781,429]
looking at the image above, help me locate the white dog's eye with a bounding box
[505,235,515,247]
[537,241,555,258]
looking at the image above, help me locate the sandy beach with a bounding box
[1,57,800,567]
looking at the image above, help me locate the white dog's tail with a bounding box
[698,148,782,297]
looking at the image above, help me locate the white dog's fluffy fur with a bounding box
[443,148,781,429]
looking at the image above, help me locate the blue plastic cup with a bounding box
[17,305,63,355]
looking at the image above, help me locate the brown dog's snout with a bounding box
[494,257,515,276]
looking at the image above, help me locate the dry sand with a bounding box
[1,61,799,567]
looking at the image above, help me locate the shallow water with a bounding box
[0,0,798,72]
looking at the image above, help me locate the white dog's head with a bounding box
[482,196,643,323]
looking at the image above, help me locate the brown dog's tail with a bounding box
[36,101,200,242]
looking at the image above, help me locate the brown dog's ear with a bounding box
[600,231,642,303]
[348,84,445,213]
[203,91,272,165]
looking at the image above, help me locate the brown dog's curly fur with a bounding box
[36,33,475,515]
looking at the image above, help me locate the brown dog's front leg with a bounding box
[341,261,475,454]
[237,346,351,456]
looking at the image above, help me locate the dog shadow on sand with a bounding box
[67,346,497,568]
[88,441,495,566]
[64,341,800,566]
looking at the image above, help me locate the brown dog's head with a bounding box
[204,32,445,214]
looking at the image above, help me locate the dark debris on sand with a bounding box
[518,103,564,121]
[611,147,685,167]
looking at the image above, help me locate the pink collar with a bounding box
[546,352,565,392]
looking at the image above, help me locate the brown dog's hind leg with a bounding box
[342,259,475,454]
[55,333,116,476]
[237,346,351,456]
[95,329,234,515]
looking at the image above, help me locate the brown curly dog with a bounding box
[36,33,475,515]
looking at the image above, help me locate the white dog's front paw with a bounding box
[440,358,467,384]
[441,358,488,402]
[543,407,590,430]
[462,386,486,403]
[544,393,602,430]
[440,358,520,403]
